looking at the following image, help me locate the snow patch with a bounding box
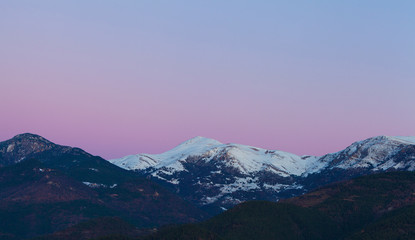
[83,182,106,188]
[263,183,289,191]
[219,177,260,194]
[168,178,180,185]
[7,144,15,153]
[82,182,117,188]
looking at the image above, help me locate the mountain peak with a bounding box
[178,136,222,147]
[11,133,51,143]
[0,133,89,167]
[321,135,415,170]
[362,135,415,144]
[385,136,415,145]
[0,133,57,166]
[349,135,415,149]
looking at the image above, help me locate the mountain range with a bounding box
[1,133,415,239]
[110,135,415,213]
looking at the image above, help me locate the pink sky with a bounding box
[1,1,414,159]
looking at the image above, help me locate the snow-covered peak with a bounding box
[362,135,415,145]
[319,135,415,170]
[348,135,415,153]
[109,137,325,177]
[323,136,415,157]
[109,136,223,172]
[177,136,222,147]
[385,136,415,145]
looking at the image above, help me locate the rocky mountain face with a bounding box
[110,135,415,213]
[0,133,73,167]
[0,133,208,239]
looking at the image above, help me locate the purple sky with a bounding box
[1,1,414,159]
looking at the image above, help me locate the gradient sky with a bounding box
[1,1,414,159]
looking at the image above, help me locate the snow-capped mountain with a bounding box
[321,136,415,171]
[301,135,415,190]
[112,136,324,177]
[109,135,415,213]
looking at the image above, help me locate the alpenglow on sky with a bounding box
[1,1,414,159]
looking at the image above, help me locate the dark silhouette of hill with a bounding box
[0,134,208,239]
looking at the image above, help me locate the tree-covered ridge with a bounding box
[142,171,415,240]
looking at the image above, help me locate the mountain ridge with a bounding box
[1,133,415,238]
[0,133,209,239]
[110,136,324,176]
[111,135,415,173]
[110,135,415,212]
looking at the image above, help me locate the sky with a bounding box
[1,1,414,159]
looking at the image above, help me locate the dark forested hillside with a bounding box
[0,134,208,239]
[142,171,415,240]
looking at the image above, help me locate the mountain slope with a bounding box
[0,134,208,239]
[110,135,415,212]
[346,204,415,240]
[35,217,148,240]
[142,171,415,240]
